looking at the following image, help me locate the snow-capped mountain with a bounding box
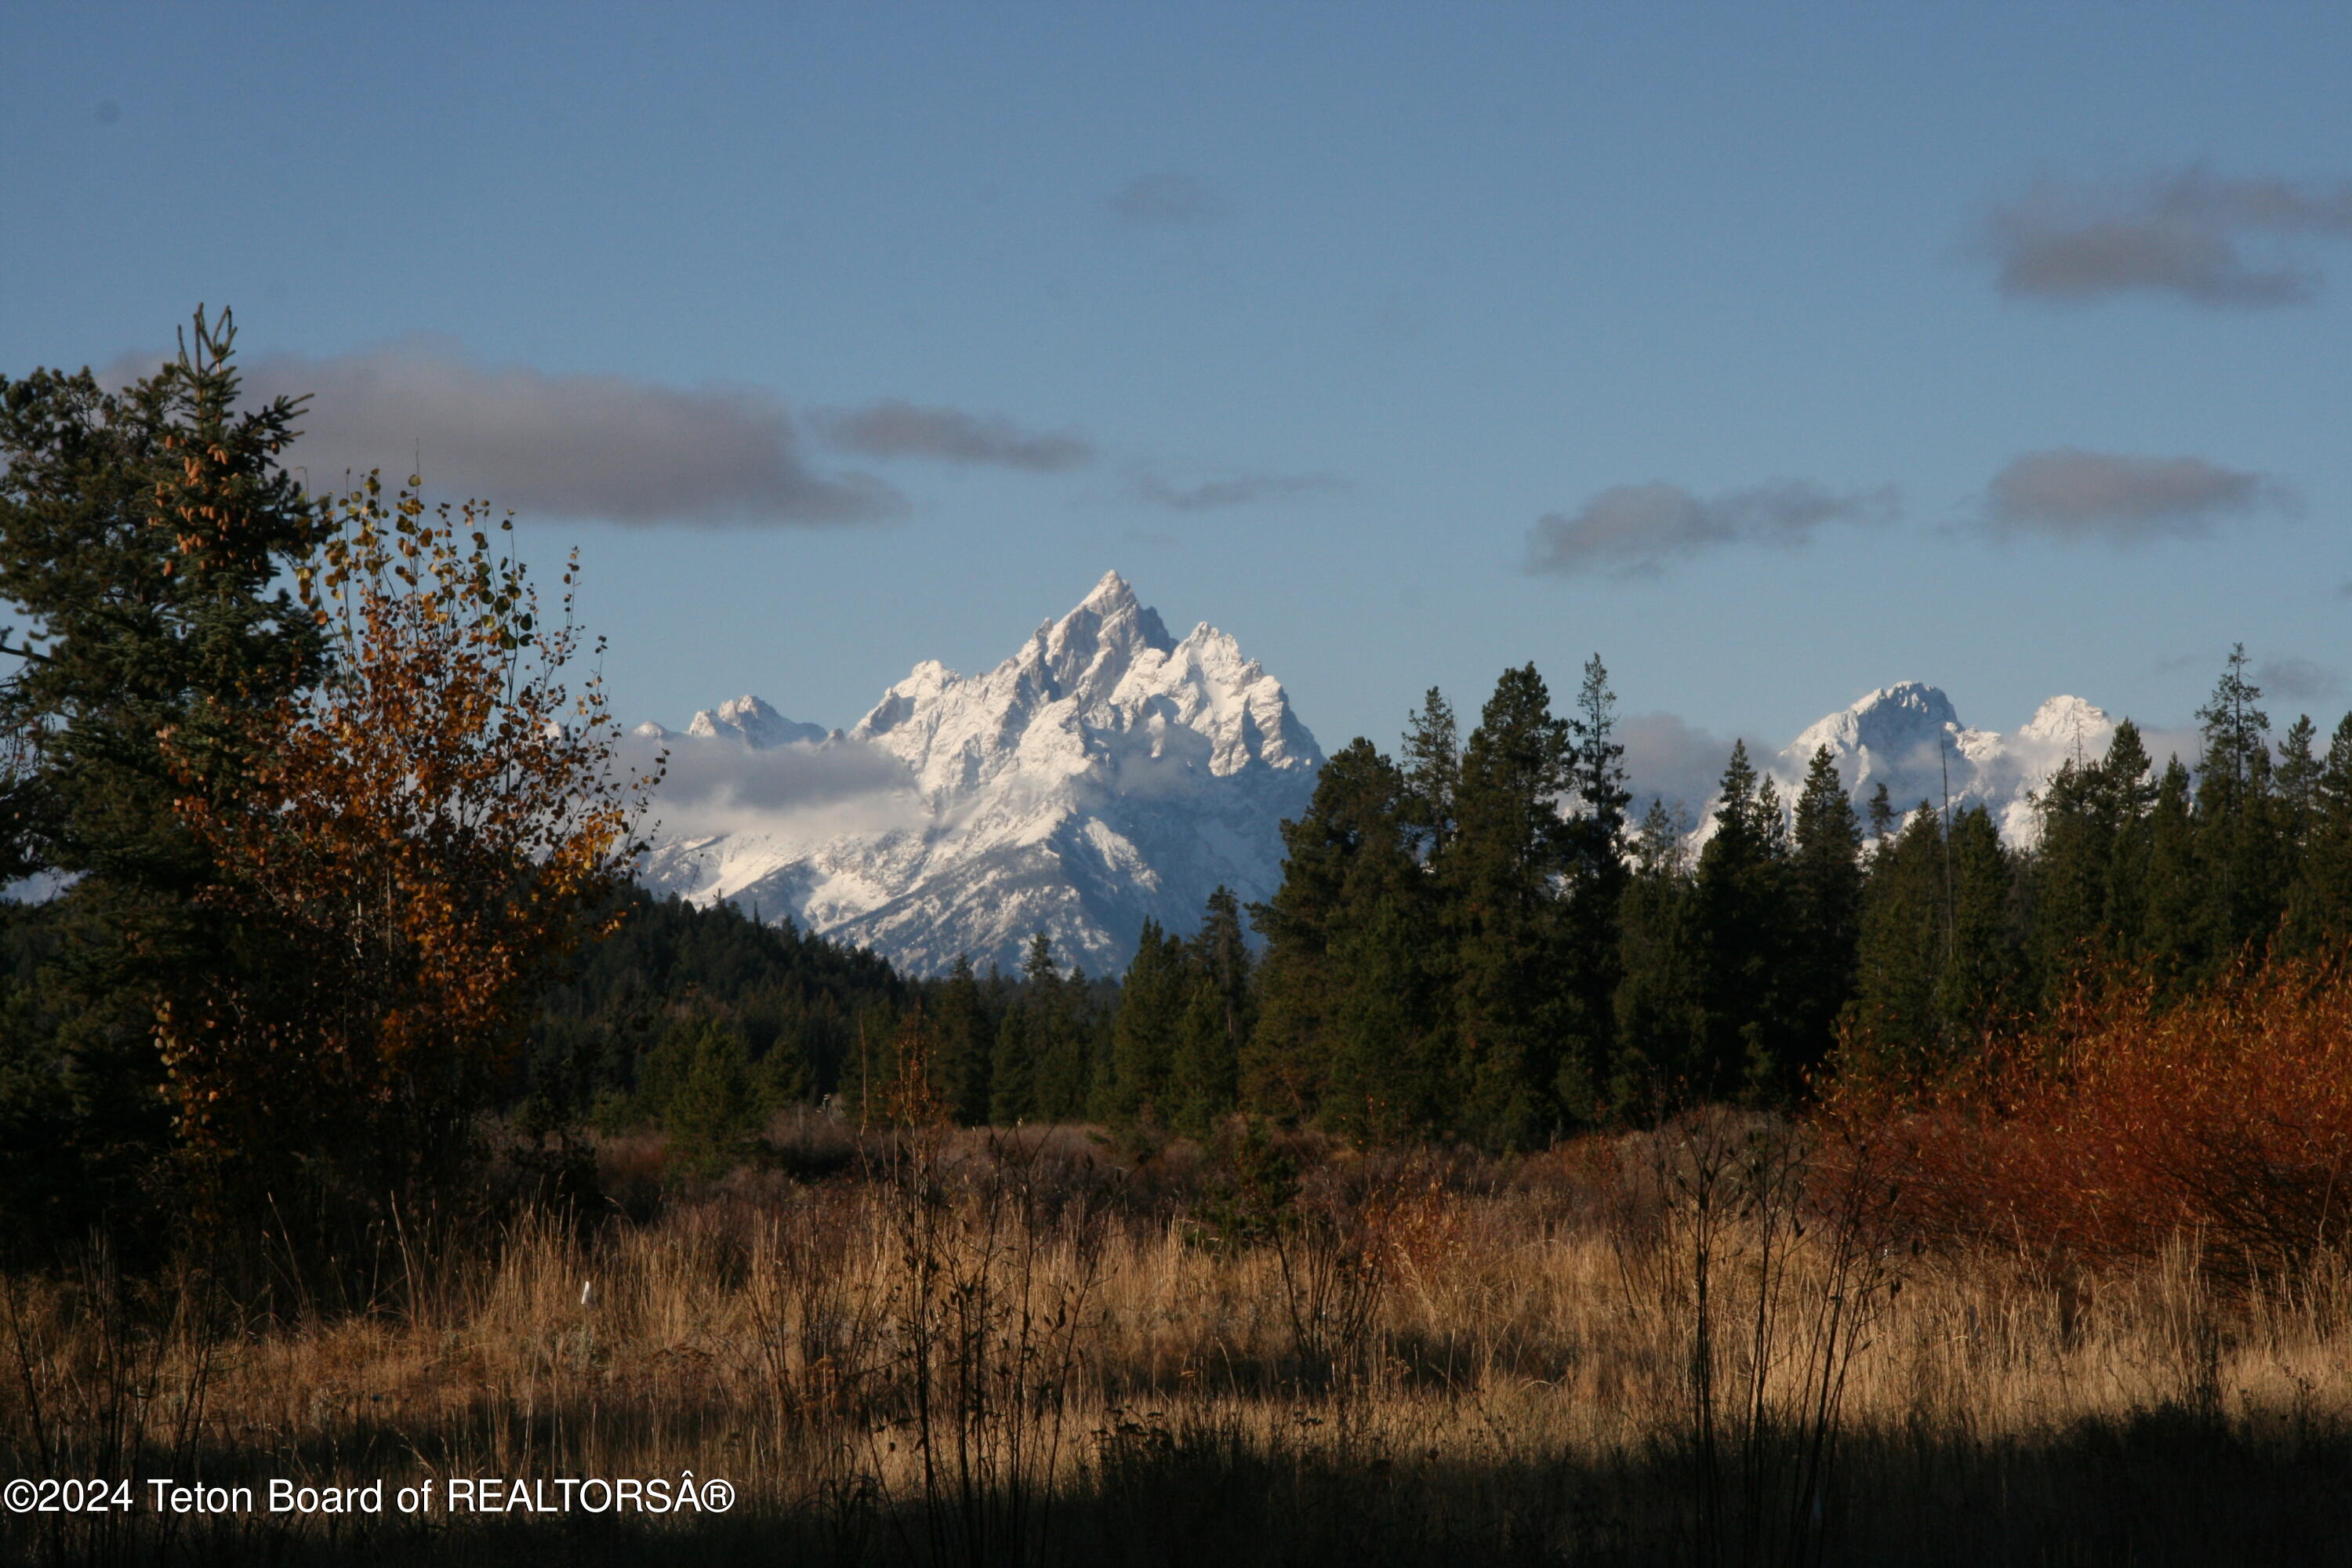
[634,572,1323,975]
[633,693,831,747]
[1777,681,2114,844]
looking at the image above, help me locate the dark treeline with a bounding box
[839,647,2352,1152]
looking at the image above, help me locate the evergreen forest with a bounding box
[821,645,2352,1153]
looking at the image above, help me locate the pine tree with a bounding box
[1172,889,1253,1135]
[1844,802,1945,1077]
[2097,720,2158,960]
[1866,783,1896,848]
[1246,739,1411,1122]
[1936,806,2020,1048]
[933,954,993,1123]
[2016,720,2155,1005]
[1610,799,1708,1113]
[662,1018,763,1179]
[2278,715,2322,844]
[1786,744,1862,1086]
[2143,757,2204,988]
[2285,713,2352,952]
[1105,920,1184,1124]
[1399,688,1461,861]
[1693,742,1795,1098]
[1555,655,1632,1118]
[1444,665,1577,1149]
[2029,734,2132,1007]
[0,310,331,1243]
[989,938,1057,1125]
[1019,935,1094,1121]
[2196,644,2270,800]
[2193,648,2288,968]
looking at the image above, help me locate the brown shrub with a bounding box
[1828,957,2352,1281]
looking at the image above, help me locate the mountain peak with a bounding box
[648,575,1322,973]
[1775,682,2118,848]
[1080,569,1137,611]
[1852,681,1960,731]
[1788,681,1962,775]
[2018,695,2113,750]
[682,694,827,749]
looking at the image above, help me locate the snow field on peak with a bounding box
[1769,683,2115,847]
[633,574,1319,975]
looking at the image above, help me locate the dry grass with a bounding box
[8,1113,2352,1565]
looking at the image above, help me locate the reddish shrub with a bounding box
[1823,959,2352,1282]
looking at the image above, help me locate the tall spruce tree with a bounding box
[1171,889,1252,1135]
[2143,757,2204,989]
[1399,688,1461,862]
[1443,665,1577,1149]
[2288,713,2352,950]
[1246,740,1417,1123]
[2027,717,2158,1009]
[1023,936,1094,1122]
[1786,744,1862,1087]
[1610,799,1708,1112]
[1693,742,1795,1098]
[2193,646,2290,966]
[1106,920,1185,1124]
[988,936,1050,1123]
[1936,805,2021,1047]
[0,310,331,1244]
[2097,720,2158,960]
[933,954,993,1124]
[1844,803,1946,1077]
[1555,655,1632,1118]
[2278,715,2322,845]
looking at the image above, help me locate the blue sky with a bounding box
[5,2,2349,806]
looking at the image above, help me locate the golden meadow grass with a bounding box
[9,1110,2352,1565]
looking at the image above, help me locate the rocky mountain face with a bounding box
[634,572,1323,976]
[1777,681,2115,844]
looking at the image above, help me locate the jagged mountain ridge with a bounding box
[634,572,1323,976]
[1774,681,2115,844]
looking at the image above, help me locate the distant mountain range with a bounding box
[1775,681,2115,845]
[633,572,1322,975]
[632,579,2132,974]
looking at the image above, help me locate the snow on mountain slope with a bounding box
[633,572,1323,975]
[685,693,830,749]
[1777,681,2114,844]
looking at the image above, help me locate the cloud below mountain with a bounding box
[627,732,926,843]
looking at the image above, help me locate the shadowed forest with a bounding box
[7,320,2352,1564]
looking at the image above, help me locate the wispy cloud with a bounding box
[1123,467,1349,512]
[1109,172,1225,226]
[811,399,1093,471]
[1978,168,2352,307]
[129,339,907,525]
[1978,448,2297,544]
[1525,480,1898,579]
[2254,655,2339,703]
